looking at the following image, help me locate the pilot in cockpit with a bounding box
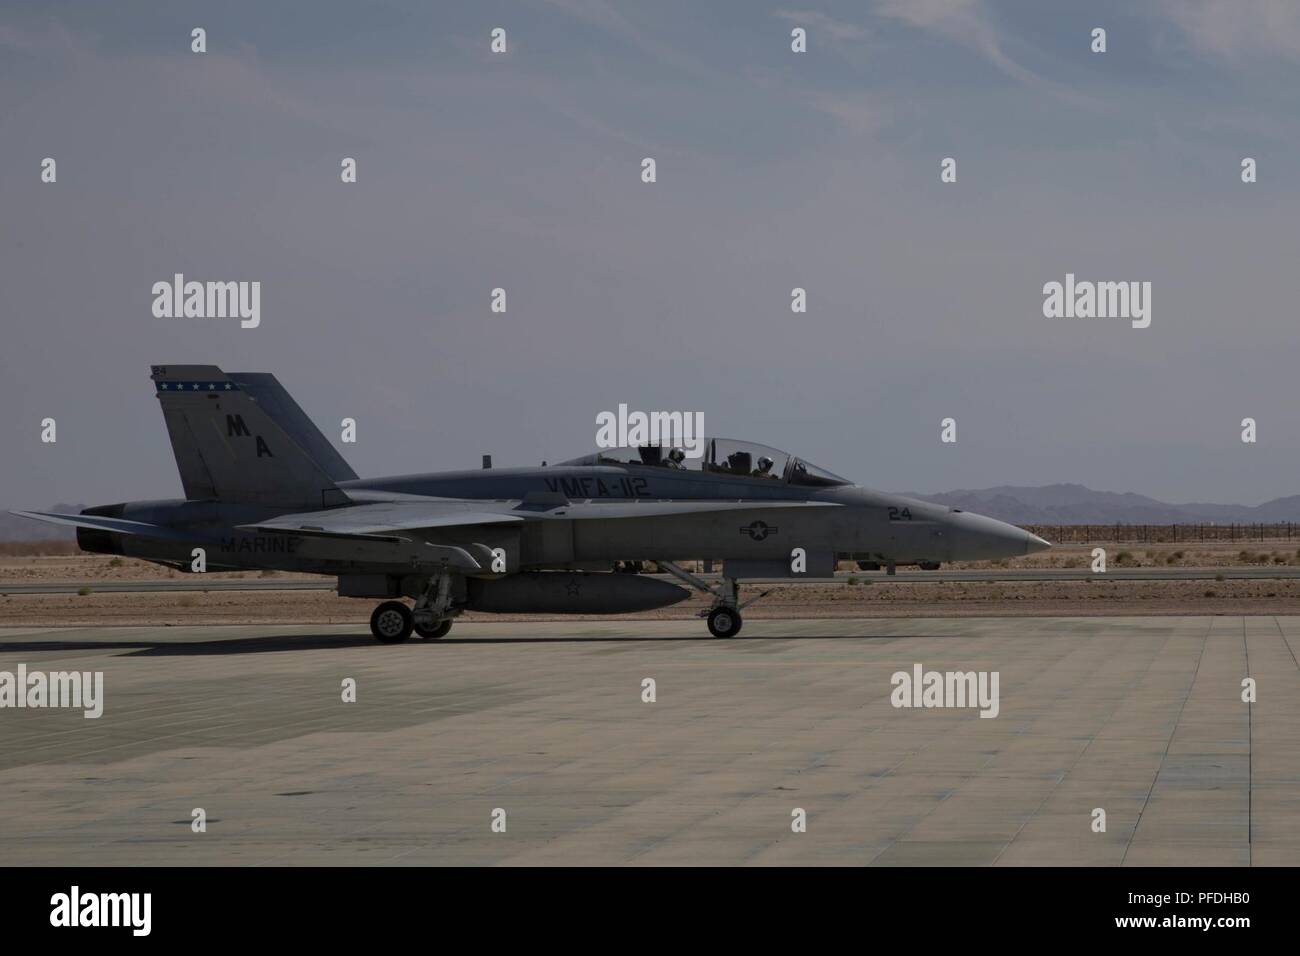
[665,448,687,469]
[724,451,751,475]
[752,455,776,479]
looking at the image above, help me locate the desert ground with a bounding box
[4,539,1300,626]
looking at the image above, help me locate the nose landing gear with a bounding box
[656,561,773,638]
[706,606,742,638]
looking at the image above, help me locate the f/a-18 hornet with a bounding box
[15,366,1049,642]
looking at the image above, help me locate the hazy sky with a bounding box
[3,0,1299,509]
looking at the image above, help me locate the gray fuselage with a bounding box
[82,462,1049,576]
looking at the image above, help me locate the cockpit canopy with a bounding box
[558,437,851,488]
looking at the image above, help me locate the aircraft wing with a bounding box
[539,500,841,520]
[236,502,527,538]
[237,498,840,538]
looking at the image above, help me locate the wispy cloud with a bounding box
[0,18,84,55]
[872,0,1035,85]
[772,9,868,43]
[807,91,889,134]
[1157,0,1300,61]
[537,0,717,80]
[869,0,1104,109]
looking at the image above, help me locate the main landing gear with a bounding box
[370,601,414,644]
[656,561,773,639]
[368,573,457,644]
[414,618,453,640]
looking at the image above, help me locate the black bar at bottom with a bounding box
[0,866,1277,942]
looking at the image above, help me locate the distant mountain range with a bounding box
[898,484,1300,526]
[4,486,1300,541]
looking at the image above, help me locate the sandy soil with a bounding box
[2,578,1299,626]
[3,541,1300,625]
[0,552,319,583]
[6,538,1300,582]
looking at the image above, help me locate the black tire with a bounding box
[707,606,742,638]
[370,601,413,644]
[414,618,452,640]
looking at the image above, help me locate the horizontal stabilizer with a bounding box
[10,511,199,542]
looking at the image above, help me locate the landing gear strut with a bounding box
[369,572,457,644]
[657,561,773,638]
[411,571,456,640]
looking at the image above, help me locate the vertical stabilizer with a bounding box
[151,364,343,507]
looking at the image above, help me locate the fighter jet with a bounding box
[14,365,1049,642]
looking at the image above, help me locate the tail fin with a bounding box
[226,372,357,482]
[151,364,352,507]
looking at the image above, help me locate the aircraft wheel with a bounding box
[707,607,742,638]
[414,618,453,640]
[371,601,413,644]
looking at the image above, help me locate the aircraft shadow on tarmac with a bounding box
[0,631,911,656]
[435,633,909,645]
[0,634,375,656]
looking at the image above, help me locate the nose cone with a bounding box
[948,511,1051,560]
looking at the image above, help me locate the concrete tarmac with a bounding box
[1,616,1297,866]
